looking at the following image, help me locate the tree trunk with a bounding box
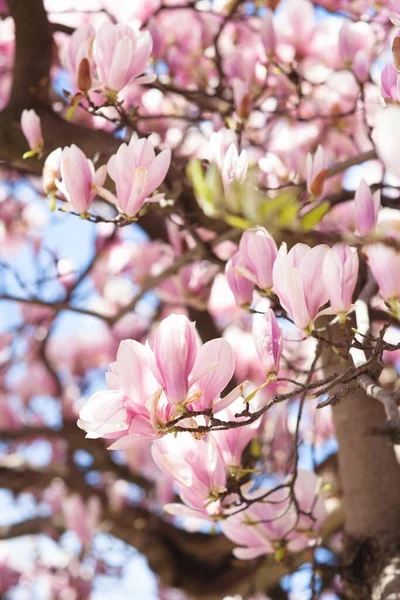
[332,380,400,599]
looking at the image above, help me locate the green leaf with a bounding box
[278,199,300,226]
[224,214,251,230]
[187,160,215,212]
[301,201,330,231]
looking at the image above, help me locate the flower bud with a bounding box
[354,179,380,236]
[393,34,400,71]
[77,57,92,92]
[252,309,283,379]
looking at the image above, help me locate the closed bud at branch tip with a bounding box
[77,57,92,92]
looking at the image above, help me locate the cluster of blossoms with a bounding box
[36,134,171,217]
[5,0,400,596]
[78,314,325,557]
[78,313,242,444]
[63,21,155,96]
[226,226,360,330]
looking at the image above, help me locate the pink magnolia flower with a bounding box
[221,488,297,560]
[9,360,59,403]
[43,148,62,195]
[78,314,238,447]
[62,495,101,546]
[20,109,43,155]
[338,21,373,74]
[354,179,380,236]
[252,309,283,378]
[154,219,218,309]
[159,262,218,309]
[387,0,400,27]
[272,243,330,330]
[275,0,316,58]
[322,244,359,316]
[364,244,400,304]
[56,145,107,214]
[353,51,370,83]
[206,129,239,169]
[106,136,171,217]
[148,313,236,411]
[93,22,154,93]
[148,313,197,406]
[78,339,174,447]
[390,0,400,27]
[221,470,325,560]
[306,146,328,197]
[225,253,255,308]
[62,24,95,91]
[152,434,227,521]
[234,226,278,291]
[381,63,400,103]
[221,142,248,196]
[261,10,276,58]
[212,399,259,469]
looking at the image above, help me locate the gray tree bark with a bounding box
[333,386,400,599]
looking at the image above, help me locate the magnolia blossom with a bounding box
[105,136,171,217]
[152,434,227,521]
[354,179,380,236]
[306,146,328,197]
[78,314,239,448]
[364,244,400,304]
[252,309,283,378]
[62,494,101,546]
[225,253,255,307]
[211,399,259,469]
[155,219,218,309]
[381,63,400,103]
[42,148,62,194]
[322,244,359,316]
[221,143,248,196]
[78,339,177,447]
[206,129,238,169]
[261,10,276,58]
[62,24,95,91]
[390,0,400,26]
[233,226,278,291]
[338,21,373,78]
[273,243,329,330]
[56,145,107,214]
[148,314,236,411]
[221,470,325,560]
[20,109,43,155]
[149,314,197,406]
[93,22,154,93]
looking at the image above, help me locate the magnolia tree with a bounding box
[1,0,400,599]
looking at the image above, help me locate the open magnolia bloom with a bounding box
[272,243,330,330]
[221,470,326,560]
[55,145,107,214]
[101,135,171,217]
[78,314,243,448]
[152,433,228,522]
